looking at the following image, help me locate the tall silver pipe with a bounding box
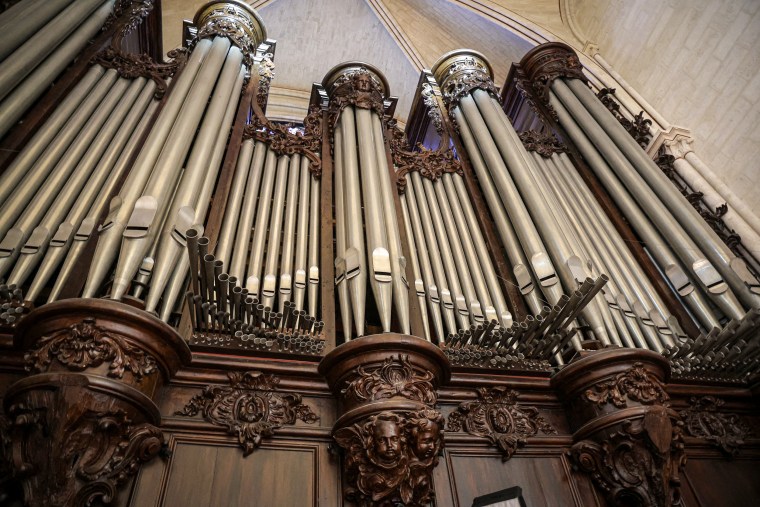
[229,141,266,280]
[356,107,392,331]
[549,91,746,321]
[293,154,311,311]
[0,0,106,102]
[215,140,254,269]
[370,111,409,333]
[333,123,353,337]
[410,172,457,334]
[564,78,760,309]
[7,76,142,286]
[82,38,213,298]
[110,37,232,300]
[159,66,245,319]
[448,173,512,326]
[0,0,112,139]
[339,107,366,336]
[245,148,277,294]
[46,93,160,303]
[456,98,563,307]
[0,71,124,278]
[307,173,321,318]
[0,0,72,60]
[144,48,244,311]
[260,155,291,309]
[0,68,116,237]
[0,64,104,206]
[278,153,301,309]
[453,107,543,314]
[400,192,431,341]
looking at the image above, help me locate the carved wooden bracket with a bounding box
[319,334,451,507]
[679,396,751,456]
[552,349,686,507]
[447,386,557,461]
[518,130,567,158]
[516,42,587,106]
[175,371,319,456]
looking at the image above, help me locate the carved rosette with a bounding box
[175,371,319,455]
[679,396,751,456]
[517,42,587,105]
[447,386,557,461]
[319,334,450,506]
[552,349,686,507]
[387,122,462,194]
[2,299,191,507]
[322,62,389,130]
[518,130,567,158]
[431,49,498,112]
[192,0,267,66]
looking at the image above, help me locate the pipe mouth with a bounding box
[430,49,493,89]
[193,1,268,51]
[321,61,391,99]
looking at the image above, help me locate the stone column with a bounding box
[2,299,191,506]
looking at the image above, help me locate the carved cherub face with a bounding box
[411,420,440,461]
[371,419,401,465]
[354,73,372,93]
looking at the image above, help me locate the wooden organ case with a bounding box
[0,2,758,506]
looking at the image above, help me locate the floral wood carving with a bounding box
[255,51,275,111]
[584,362,670,408]
[24,318,158,380]
[438,55,499,111]
[335,409,444,507]
[447,386,556,461]
[679,396,751,456]
[3,403,164,507]
[597,88,652,149]
[420,82,444,134]
[525,50,586,105]
[518,130,567,158]
[387,122,462,194]
[193,2,263,65]
[326,67,386,130]
[244,105,323,178]
[93,0,187,98]
[175,371,319,456]
[341,355,437,406]
[570,406,687,507]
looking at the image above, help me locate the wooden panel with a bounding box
[435,449,602,507]
[682,457,760,507]
[129,435,340,507]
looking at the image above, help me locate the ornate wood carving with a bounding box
[583,362,670,408]
[93,0,188,98]
[447,386,556,461]
[335,408,444,507]
[518,130,567,158]
[324,64,387,130]
[192,1,266,66]
[679,396,751,456]
[570,405,687,507]
[596,88,652,148]
[341,355,437,405]
[387,122,462,194]
[420,82,444,134]
[517,42,587,105]
[432,51,498,112]
[25,318,158,380]
[255,50,275,111]
[175,371,319,455]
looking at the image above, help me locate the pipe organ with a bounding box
[0,2,758,507]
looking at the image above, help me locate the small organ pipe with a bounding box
[307,173,321,318]
[261,155,291,309]
[400,193,431,341]
[215,139,254,269]
[333,124,353,338]
[293,155,311,311]
[278,154,301,309]
[230,141,266,280]
[245,149,277,296]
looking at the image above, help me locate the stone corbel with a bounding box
[647,126,694,159]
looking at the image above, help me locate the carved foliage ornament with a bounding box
[679,396,751,456]
[447,386,556,461]
[327,67,386,129]
[596,88,652,149]
[518,130,567,158]
[194,3,262,66]
[387,124,462,194]
[24,318,158,380]
[335,409,444,507]
[175,371,319,456]
[439,55,499,111]
[420,82,444,134]
[571,406,687,507]
[3,404,164,506]
[527,51,586,105]
[341,354,437,406]
[244,105,323,178]
[255,51,275,111]
[93,0,188,98]
[584,362,670,408]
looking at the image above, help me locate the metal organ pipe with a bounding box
[307,164,321,318]
[399,194,431,341]
[261,155,291,309]
[246,149,278,296]
[0,0,73,61]
[215,139,254,270]
[294,155,311,312]
[229,141,266,281]
[334,124,353,338]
